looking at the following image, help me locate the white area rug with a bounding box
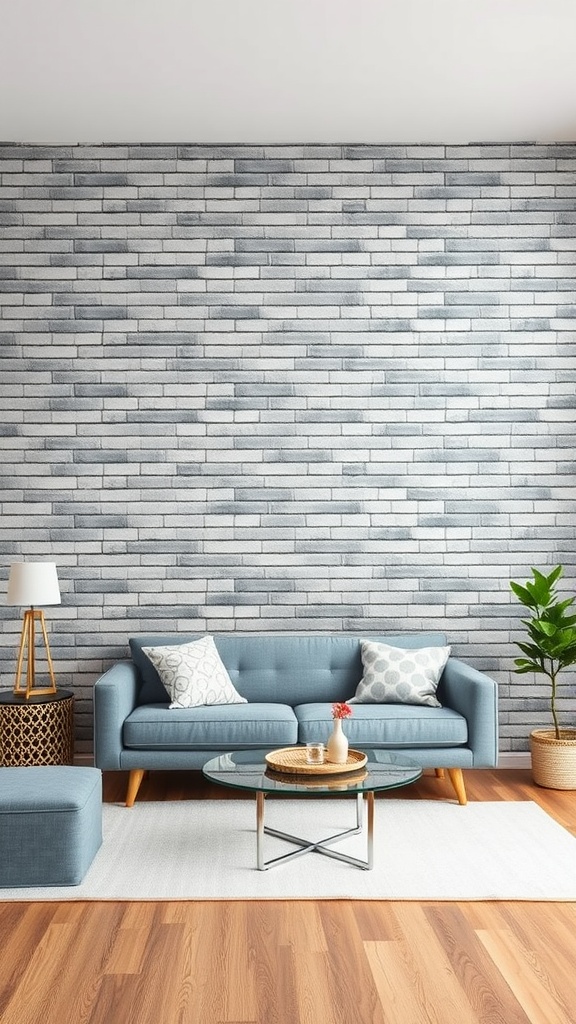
[4,798,576,901]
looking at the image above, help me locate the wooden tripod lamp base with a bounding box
[13,608,58,699]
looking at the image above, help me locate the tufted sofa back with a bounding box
[129,633,448,706]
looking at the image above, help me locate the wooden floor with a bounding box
[1,768,576,1024]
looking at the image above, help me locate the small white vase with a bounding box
[327,718,349,764]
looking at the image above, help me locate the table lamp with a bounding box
[6,562,61,698]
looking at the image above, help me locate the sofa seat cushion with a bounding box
[123,703,298,750]
[294,703,468,748]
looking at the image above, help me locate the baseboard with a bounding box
[73,753,94,766]
[497,752,531,769]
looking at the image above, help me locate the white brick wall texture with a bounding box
[0,143,575,754]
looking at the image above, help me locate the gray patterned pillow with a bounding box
[349,640,451,707]
[141,636,247,709]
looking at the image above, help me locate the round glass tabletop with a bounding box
[202,748,422,796]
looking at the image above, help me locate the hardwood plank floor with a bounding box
[1,768,576,1024]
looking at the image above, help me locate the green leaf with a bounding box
[554,598,576,616]
[532,620,557,637]
[514,641,544,660]
[513,660,546,675]
[510,581,536,607]
[547,565,564,586]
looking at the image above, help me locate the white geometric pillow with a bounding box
[349,640,451,708]
[141,636,247,709]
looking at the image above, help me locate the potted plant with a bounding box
[510,565,576,789]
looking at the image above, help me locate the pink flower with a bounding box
[332,701,352,719]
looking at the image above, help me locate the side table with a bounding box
[0,689,74,766]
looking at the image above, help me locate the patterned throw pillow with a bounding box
[349,640,451,707]
[141,636,247,709]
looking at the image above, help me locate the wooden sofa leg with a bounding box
[126,769,146,807]
[447,768,467,806]
[434,768,445,779]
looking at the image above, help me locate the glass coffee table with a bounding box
[202,748,422,871]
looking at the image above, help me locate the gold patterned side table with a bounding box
[0,689,74,766]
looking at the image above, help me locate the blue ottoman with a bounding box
[0,766,102,887]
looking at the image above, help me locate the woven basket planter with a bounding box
[530,729,576,790]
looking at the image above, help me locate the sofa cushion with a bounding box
[349,640,451,708]
[123,703,298,750]
[294,703,468,748]
[141,636,247,709]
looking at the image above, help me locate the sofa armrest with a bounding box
[93,661,139,770]
[440,658,499,767]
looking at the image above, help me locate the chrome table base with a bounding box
[255,791,374,871]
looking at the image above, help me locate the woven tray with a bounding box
[266,767,368,788]
[265,747,367,776]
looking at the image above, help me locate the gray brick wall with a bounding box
[1,142,575,755]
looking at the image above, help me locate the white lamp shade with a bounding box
[6,562,61,607]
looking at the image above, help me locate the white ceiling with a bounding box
[2,0,576,145]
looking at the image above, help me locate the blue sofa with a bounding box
[93,632,498,807]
